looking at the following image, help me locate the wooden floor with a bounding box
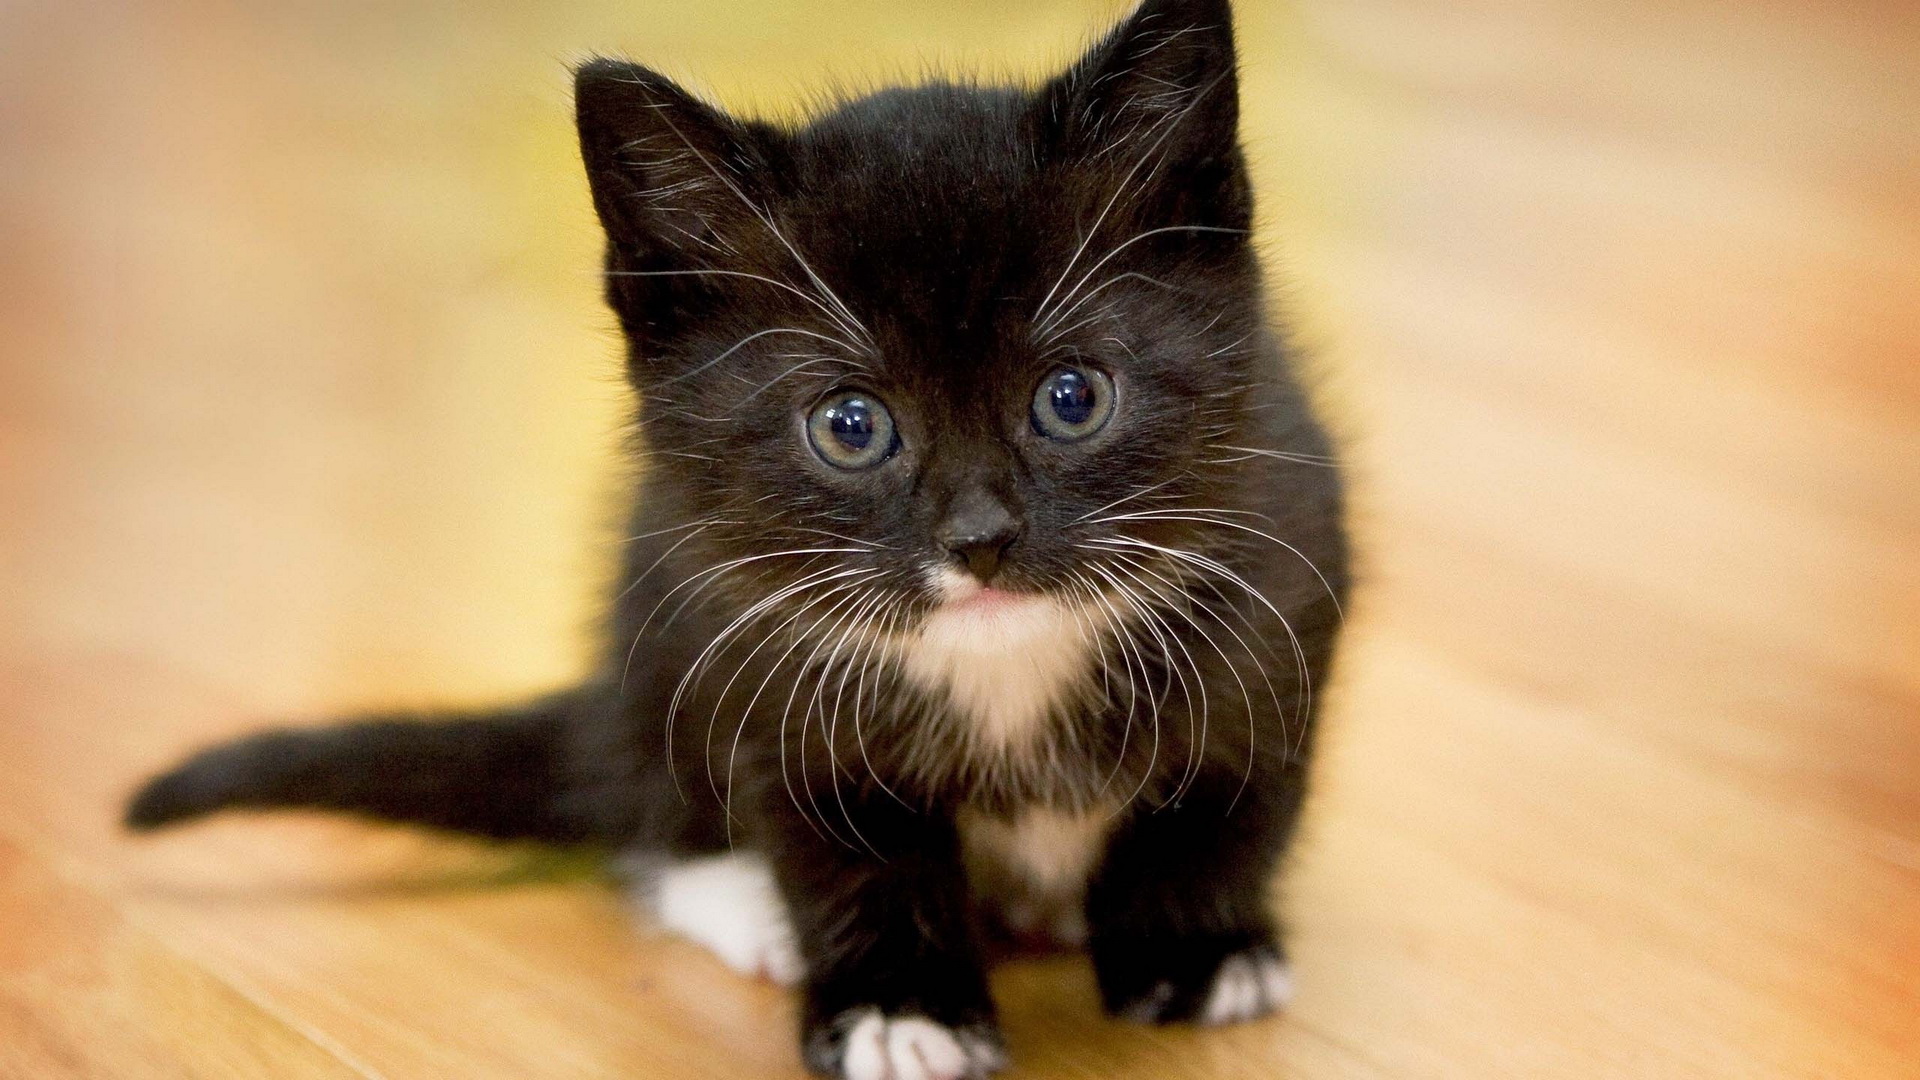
[3,0,1918,1076]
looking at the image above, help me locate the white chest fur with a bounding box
[892,579,1099,754]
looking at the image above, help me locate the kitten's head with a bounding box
[579,0,1270,635]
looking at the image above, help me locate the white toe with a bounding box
[1258,954,1297,1008]
[959,1028,1009,1074]
[837,1011,997,1080]
[1200,951,1293,1025]
[842,1011,891,1080]
[888,1017,970,1080]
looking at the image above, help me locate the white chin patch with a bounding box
[839,1011,1007,1080]
[1199,950,1295,1026]
[894,567,1101,753]
[627,851,804,986]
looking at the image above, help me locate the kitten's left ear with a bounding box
[1040,0,1248,228]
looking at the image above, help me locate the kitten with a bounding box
[125,0,1349,1075]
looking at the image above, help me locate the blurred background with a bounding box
[2,1,1916,1077]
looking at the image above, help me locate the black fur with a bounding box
[127,0,1348,1073]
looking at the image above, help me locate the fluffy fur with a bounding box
[126,1,1349,1075]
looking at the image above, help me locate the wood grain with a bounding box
[2,0,1916,1076]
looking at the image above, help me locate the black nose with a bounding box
[944,528,1019,583]
[937,499,1022,584]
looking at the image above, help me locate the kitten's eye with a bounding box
[807,391,896,470]
[1031,366,1115,441]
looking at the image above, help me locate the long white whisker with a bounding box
[1103,548,1277,812]
[1037,271,1198,344]
[616,523,712,602]
[770,585,880,843]
[1202,443,1338,467]
[731,356,852,408]
[1029,69,1235,336]
[1089,561,1205,812]
[660,327,861,386]
[1034,225,1240,337]
[845,596,913,811]
[721,579,877,847]
[1067,475,1184,526]
[638,547,867,638]
[1029,72,1230,330]
[603,267,870,348]
[661,562,868,797]
[1089,512,1345,622]
[800,586,900,852]
[1098,553,1231,805]
[1092,535,1315,768]
[1067,569,1142,799]
[1083,565,1162,815]
[819,589,902,856]
[618,516,729,545]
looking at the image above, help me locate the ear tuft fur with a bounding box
[1037,0,1249,232]
[574,58,767,261]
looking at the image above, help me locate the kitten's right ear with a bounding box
[574,58,765,263]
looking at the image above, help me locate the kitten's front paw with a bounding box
[1196,947,1295,1025]
[625,850,805,986]
[1095,935,1293,1025]
[804,1008,1007,1080]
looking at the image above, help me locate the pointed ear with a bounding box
[574,58,768,264]
[1040,0,1248,227]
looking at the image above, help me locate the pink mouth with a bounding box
[944,584,1025,612]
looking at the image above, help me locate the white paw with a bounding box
[839,1012,1006,1080]
[627,850,805,985]
[1199,950,1294,1026]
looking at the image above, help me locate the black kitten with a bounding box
[126,0,1348,1075]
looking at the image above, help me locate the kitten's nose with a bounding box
[938,498,1022,584]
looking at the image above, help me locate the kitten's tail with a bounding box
[124,689,608,843]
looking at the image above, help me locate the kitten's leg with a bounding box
[1085,767,1304,1025]
[769,801,1006,1080]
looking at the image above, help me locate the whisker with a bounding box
[659,326,863,387]
[616,522,712,602]
[730,356,853,408]
[1067,475,1184,526]
[1034,225,1243,338]
[1090,535,1316,768]
[721,579,879,847]
[637,546,868,639]
[1029,69,1237,335]
[1088,561,1206,811]
[1102,548,1280,812]
[1087,511,1345,622]
[770,587,879,843]
[657,561,868,797]
[603,267,872,349]
[845,596,914,812]
[817,589,902,855]
[1066,568,1143,800]
[1097,554,1229,805]
[1202,443,1338,468]
[617,517,729,545]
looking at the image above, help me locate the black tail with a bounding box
[125,689,605,843]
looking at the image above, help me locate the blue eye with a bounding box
[807,391,896,469]
[1032,366,1115,441]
